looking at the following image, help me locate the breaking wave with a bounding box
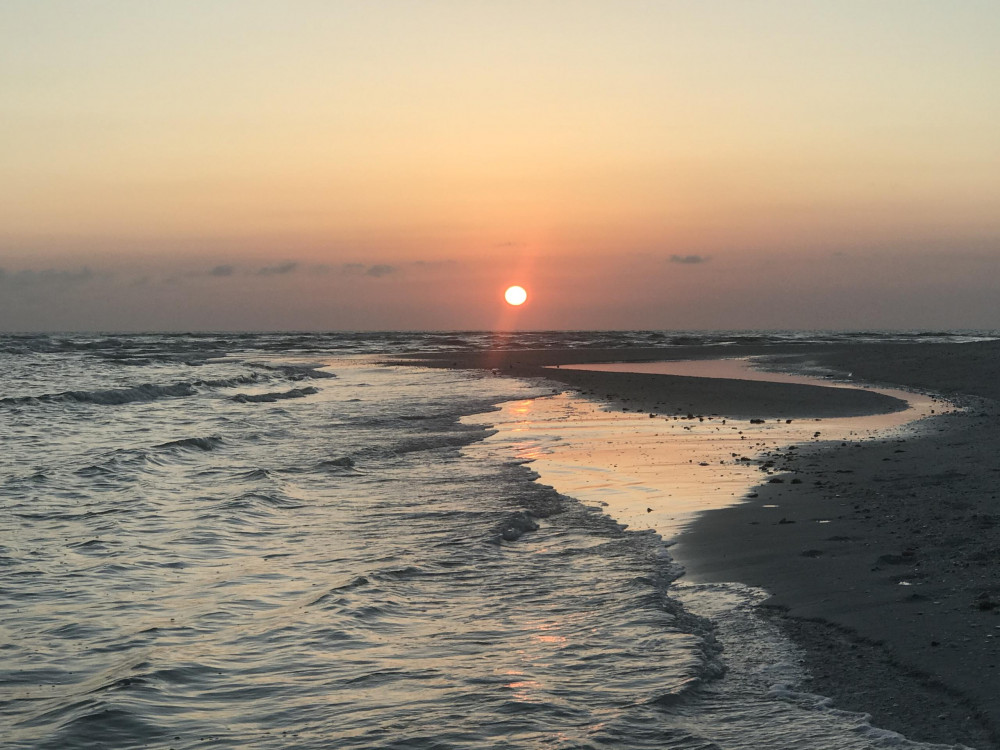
[231,386,319,403]
[0,374,265,408]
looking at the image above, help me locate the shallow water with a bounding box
[504,357,947,540]
[0,332,978,749]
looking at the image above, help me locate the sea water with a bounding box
[0,331,989,749]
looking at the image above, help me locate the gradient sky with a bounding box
[2,1,999,331]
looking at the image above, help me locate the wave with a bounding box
[0,374,263,408]
[234,468,272,480]
[3,330,998,367]
[491,511,540,542]
[306,575,371,608]
[196,374,261,387]
[315,456,358,472]
[217,491,304,511]
[361,424,494,458]
[275,456,361,476]
[73,464,117,477]
[153,436,223,452]
[248,362,336,380]
[1,381,198,406]
[231,386,319,403]
[39,704,169,750]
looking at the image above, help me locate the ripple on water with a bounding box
[1,339,963,749]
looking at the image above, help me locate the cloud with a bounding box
[339,262,397,278]
[411,259,458,271]
[256,261,299,276]
[0,266,100,286]
[669,254,710,265]
[181,264,236,279]
[365,264,395,278]
[306,260,454,278]
[194,259,432,281]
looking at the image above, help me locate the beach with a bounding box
[410,339,1000,749]
[5,331,997,749]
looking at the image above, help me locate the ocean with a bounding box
[0,331,991,749]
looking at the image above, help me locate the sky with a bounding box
[2,1,999,331]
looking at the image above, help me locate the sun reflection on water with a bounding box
[465,364,950,545]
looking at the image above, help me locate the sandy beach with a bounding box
[407,339,1000,749]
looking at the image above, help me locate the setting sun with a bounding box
[504,285,528,306]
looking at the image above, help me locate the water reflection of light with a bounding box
[527,619,570,647]
[531,620,559,631]
[511,440,545,461]
[533,634,567,645]
[466,378,951,547]
[510,400,536,435]
[512,400,533,416]
[505,678,543,702]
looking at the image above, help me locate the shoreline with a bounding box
[404,345,911,419]
[674,341,1000,749]
[404,340,1000,749]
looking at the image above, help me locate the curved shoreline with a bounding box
[405,339,1000,749]
[673,342,1000,749]
[404,345,909,419]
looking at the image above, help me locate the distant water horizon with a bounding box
[3,327,997,353]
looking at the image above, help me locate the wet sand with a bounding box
[675,342,1000,749]
[406,345,909,419]
[406,339,1000,748]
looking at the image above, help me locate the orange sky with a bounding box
[2,1,999,331]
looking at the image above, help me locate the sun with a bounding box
[504,285,527,306]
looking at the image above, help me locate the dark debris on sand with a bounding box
[679,340,1000,749]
